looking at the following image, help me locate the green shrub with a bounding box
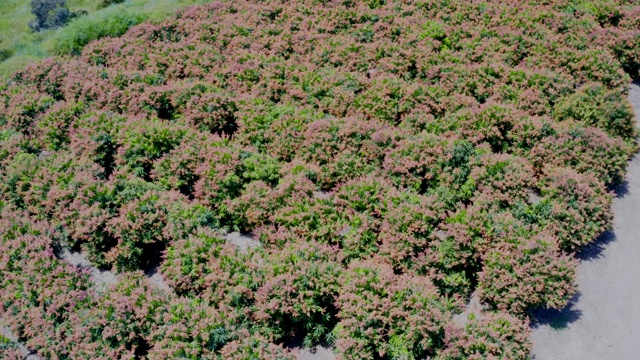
[0,152,42,211]
[468,153,535,206]
[611,30,640,80]
[182,91,238,135]
[578,0,622,27]
[35,100,85,151]
[236,102,322,160]
[384,132,475,198]
[52,7,147,55]
[118,119,189,180]
[108,190,200,271]
[0,48,14,62]
[553,83,637,143]
[228,172,315,232]
[74,274,167,358]
[162,228,228,295]
[0,334,18,352]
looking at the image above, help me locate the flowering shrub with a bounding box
[148,297,232,359]
[468,153,535,206]
[0,210,95,358]
[151,134,210,195]
[298,117,392,189]
[530,126,631,185]
[106,189,202,271]
[254,241,342,346]
[335,260,462,359]
[478,233,577,314]
[236,102,324,161]
[432,103,525,152]
[535,167,613,251]
[193,144,245,214]
[384,132,457,192]
[553,83,637,143]
[265,196,346,245]
[228,172,314,232]
[437,312,532,360]
[0,345,23,360]
[378,192,444,270]
[0,0,638,357]
[69,274,167,359]
[161,227,228,295]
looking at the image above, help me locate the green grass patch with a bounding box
[0,0,214,78]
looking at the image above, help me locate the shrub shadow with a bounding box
[611,179,630,198]
[529,292,582,330]
[576,230,617,262]
[143,265,161,278]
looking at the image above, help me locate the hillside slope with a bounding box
[0,0,216,77]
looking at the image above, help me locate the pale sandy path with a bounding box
[531,82,640,359]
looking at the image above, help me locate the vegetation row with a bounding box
[0,0,638,358]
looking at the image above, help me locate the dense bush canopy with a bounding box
[0,0,638,358]
[28,0,78,32]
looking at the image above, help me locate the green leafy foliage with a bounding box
[53,8,147,55]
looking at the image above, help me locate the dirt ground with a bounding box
[530,82,640,359]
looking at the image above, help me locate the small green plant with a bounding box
[0,48,13,62]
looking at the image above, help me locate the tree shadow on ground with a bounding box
[529,292,582,331]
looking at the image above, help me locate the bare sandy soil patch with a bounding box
[60,249,118,293]
[296,345,336,360]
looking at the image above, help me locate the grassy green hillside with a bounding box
[0,0,213,77]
